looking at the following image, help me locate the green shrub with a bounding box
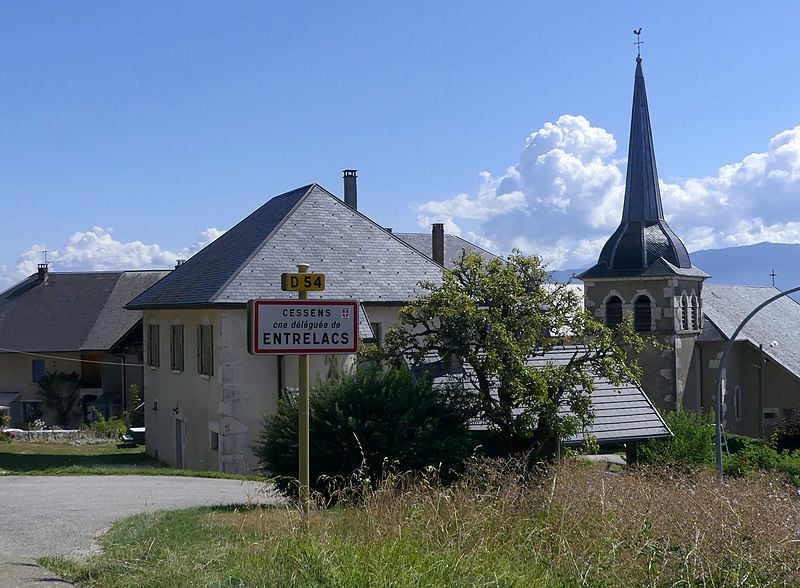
[637,409,715,466]
[92,411,128,439]
[254,365,475,497]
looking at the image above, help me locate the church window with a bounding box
[690,294,700,330]
[605,296,623,329]
[633,295,652,332]
[681,295,690,331]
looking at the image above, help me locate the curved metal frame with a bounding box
[715,286,800,480]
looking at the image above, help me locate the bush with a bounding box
[92,411,128,439]
[637,409,715,466]
[254,365,475,498]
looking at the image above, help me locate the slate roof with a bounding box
[128,184,444,309]
[701,284,800,379]
[427,345,670,445]
[580,56,703,281]
[0,270,169,353]
[394,232,497,269]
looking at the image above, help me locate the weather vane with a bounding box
[633,28,643,57]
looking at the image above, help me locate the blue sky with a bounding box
[3,2,800,286]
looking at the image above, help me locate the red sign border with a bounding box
[248,299,359,355]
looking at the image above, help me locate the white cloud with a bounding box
[0,227,223,288]
[416,118,800,269]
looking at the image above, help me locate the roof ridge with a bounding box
[209,185,316,303]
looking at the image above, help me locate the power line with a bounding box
[0,347,144,368]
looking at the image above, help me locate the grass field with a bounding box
[42,458,800,587]
[0,439,255,479]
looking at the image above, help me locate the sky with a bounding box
[3,2,800,287]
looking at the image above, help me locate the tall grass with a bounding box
[47,458,800,587]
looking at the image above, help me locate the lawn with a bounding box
[42,459,800,587]
[0,439,255,479]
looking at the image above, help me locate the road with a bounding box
[0,475,279,587]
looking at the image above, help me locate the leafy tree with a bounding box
[637,409,715,466]
[369,251,646,459]
[123,384,144,428]
[38,370,81,427]
[254,365,474,497]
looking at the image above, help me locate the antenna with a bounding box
[770,269,777,288]
[633,28,643,57]
[41,250,50,264]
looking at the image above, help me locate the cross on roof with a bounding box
[633,28,643,57]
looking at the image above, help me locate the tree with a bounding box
[38,371,81,427]
[371,251,646,458]
[254,365,474,497]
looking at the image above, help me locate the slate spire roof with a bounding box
[580,56,705,280]
[127,184,445,309]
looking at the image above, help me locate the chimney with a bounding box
[432,223,445,266]
[175,259,185,268]
[343,169,357,210]
[37,263,49,283]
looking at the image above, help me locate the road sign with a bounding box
[281,273,325,291]
[248,299,358,354]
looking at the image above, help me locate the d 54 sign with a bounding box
[281,273,325,291]
[248,299,358,355]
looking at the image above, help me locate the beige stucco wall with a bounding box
[144,303,405,474]
[0,352,93,426]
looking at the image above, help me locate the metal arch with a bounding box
[715,286,800,481]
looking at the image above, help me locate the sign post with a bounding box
[247,269,359,529]
[296,263,311,528]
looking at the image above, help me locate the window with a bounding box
[733,385,742,423]
[31,359,45,383]
[21,401,42,424]
[370,322,383,346]
[605,296,623,328]
[170,324,184,371]
[633,296,652,332]
[690,294,701,330]
[681,294,691,331]
[148,324,160,368]
[210,430,219,451]
[198,324,214,376]
[81,353,103,388]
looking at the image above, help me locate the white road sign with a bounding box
[248,299,359,355]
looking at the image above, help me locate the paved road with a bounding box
[0,475,279,587]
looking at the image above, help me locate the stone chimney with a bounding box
[37,263,49,283]
[343,169,357,210]
[432,223,445,266]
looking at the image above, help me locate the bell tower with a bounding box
[579,50,708,412]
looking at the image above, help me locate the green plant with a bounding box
[368,250,648,459]
[254,365,475,498]
[38,371,81,427]
[123,384,144,428]
[92,410,128,439]
[638,409,715,466]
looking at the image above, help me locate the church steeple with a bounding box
[580,53,702,279]
[622,56,663,222]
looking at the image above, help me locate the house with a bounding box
[580,53,800,437]
[395,224,497,269]
[126,178,446,473]
[0,266,170,427]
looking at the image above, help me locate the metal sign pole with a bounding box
[297,263,311,529]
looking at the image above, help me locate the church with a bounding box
[579,52,800,439]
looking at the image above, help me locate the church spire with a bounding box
[579,48,703,279]
[622,56,664,222]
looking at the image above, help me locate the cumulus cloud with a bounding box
[415,117,800,269]
[0,227,223,288]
